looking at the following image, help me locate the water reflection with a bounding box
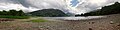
[41,16,105,20]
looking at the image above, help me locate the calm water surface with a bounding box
[41,16,106,20]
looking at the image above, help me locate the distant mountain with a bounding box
[80,2,120,16]
[29,9,68,17]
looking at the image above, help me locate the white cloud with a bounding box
[0,0,120,14]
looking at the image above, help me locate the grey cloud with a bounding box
[0,0,120,14]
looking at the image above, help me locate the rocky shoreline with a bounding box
[0,14,120,30]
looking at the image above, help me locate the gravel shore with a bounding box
[0,14,120,30]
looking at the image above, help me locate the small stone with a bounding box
[89,22,91,24]
[110,21,114,24]
[89,21,95,24]
[117,24,120,26]
[91,22,95,24]
[89,28,92,30]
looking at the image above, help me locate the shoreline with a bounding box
[0,14,120,30]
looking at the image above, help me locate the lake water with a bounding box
[41,16,106,20]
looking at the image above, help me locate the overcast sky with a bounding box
[0,0,120,14]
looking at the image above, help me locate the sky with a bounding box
[0,0,120,14]
[70,0,79,7]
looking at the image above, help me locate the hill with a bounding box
[80,2,120,16]
[29,9,68,17]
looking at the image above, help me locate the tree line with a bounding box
[80,2,120,16]
[0,9,25,16]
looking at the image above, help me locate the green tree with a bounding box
[0,9,25,16]
[2,10,7,15]
[18,10,25,16]
[8,9,17,16]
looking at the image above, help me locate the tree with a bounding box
[0,9,25,16]
[8,9,17,16]
[0,11,3,15]
[2,10,7,15]
[18,10,25,16]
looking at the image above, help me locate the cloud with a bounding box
[0,0,120,14]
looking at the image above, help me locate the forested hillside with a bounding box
[29,9,68,17]
[81,2,120,16]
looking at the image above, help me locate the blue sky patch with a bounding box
[70,0,79,7]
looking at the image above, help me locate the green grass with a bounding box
[0,15,29,19]
[28,19,48,22]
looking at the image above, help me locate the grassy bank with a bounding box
[0,15,29,19]
[27,19,48,22]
